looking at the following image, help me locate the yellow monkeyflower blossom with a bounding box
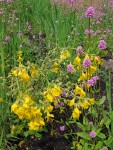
[11,69,18,76]
[28,121,40,130]
[11,103,19,112]
[51,67,59,73]
[23,94,34,104]
[18,69,30,83]
[68,99,75,107]
[74,85,81,95]
[46,93,54,102]
[84,54,89,59]
[80,90,86,98]
[0,98,3,103]
[46,113,54,122]
[60,50,70,60]
[31,68,38,77]
[89,65,97,75]
[94,56,103,65]
[72,108,81,119]
[76,143,82,150]
[89,98,94,105]
[51,85,62,97]
[81,100,90,109]
[74,56,81,65]
[78,72,87,82]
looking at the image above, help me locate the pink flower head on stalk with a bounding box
[60,126,65,131]
[68,0,74,2]
[76,46,84,55]
[5,36,10,41]
[67,64,74,73]
[98,40,107,50]
[87,79,95,86]
[89,131,96,138]
[85,29,94,35]
[83,58,91,68]
[102,146,108,150]
[87,76,99,86]
[86,7,95,18]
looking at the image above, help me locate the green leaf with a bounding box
[76,122,85,131]
[77,132,90,140]
[95,141,103,149]
[95,96,106,106]
[97,133,106,139]
[96,128,102,135]
[104,136,113,146]
[35,132,42,139]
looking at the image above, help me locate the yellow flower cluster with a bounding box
[11,94,45,130]
[44,85,62,104]
[11,51,39,83]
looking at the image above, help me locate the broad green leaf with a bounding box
[95,96,106,106]
[95,141,103,149]
[97,133,106,139]
[77,132,90,140]
[76,122,85,131]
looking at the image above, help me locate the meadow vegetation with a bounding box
[0,0,113,149]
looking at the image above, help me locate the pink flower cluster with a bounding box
[87,76,99,86]
[83,58,91,68]
[86,7,95,18]
[98,40,107,50]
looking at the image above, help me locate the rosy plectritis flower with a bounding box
[76,46,84,55]
[60,126,65,131]
[85,29,94,35]
[67,64,74,73]
[89,131,96,138]
[83,58,91,68]
[98,40,107,50]
[86,7,95,18]
[102,146,108,150]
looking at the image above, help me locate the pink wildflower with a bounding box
[86,7,95,18]
[60,126,65,131]
[98,40,107,50]
[83,58,91,68]
[89,131,96,138]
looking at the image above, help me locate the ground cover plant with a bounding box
[0,0,113,150]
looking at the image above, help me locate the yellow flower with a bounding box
[84,54,89,59]
[53,62,59,67]
[74,85,81,95]
[76,143,82,150]
[94,56,103,65]
[78,72,87,82]
[89,98,94,105]
[80,90,86,98]
[46,113,54,121]
[81,100,90,109]
[0,98,3,103]
[31,68,38,77]
[11,103,19,112]
[28,121,39,130]
[72,108,81,119]
[11,69,18,76]
[18,69,30,83]
[74,56,81,65]
[89,65,97,75]
[68,99,75,107]
[51,86,61,97]
[46,93,54,102]
[17,56,23,63]
[51,67,59,73]
[60,50,70,60]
